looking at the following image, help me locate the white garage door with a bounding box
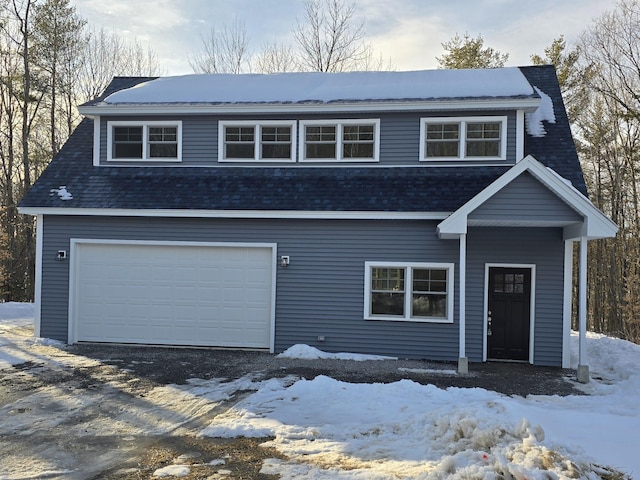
[71,242,274,349]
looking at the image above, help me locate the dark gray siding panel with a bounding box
[98,110,518,167]
[41,216,460,360]
[40,218,566,364]
[465,227,565,366]
[469,172,583,222]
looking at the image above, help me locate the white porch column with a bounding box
[577,236,589,383]
[562,240,573,368]
[458,233,468,374]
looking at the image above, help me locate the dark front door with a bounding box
[487,267,531,361]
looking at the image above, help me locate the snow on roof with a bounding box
[526,86,556,137]
[103,68,535,105]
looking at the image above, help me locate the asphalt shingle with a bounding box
[19,65,587,213]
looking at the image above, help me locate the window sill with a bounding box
[219,158,296,163]
[299,158,379,163]
[419,157,506,162]
[365,315,453,324]
[107,158,182,162]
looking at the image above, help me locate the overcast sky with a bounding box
[71,0,615,75]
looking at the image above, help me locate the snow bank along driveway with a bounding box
[0,303,637,479]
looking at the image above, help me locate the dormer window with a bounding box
[107,121,182,162]
[420,116,507,161]
[219,121,296,162]
[300,119,380,162]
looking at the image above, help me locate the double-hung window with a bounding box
[420,116,506,161]
[108,121,182,161]
[364,262,454,323]
[219,121,296,162]
[300,119,380,162]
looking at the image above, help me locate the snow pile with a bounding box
[278,343,395,361]
[526,86,556,137]
[152,465,190,477]
[0,302,34,326]
[103,68,535,105]
[203,373,634,479]
[202,331,640,478]
[0,304,637,479]
[49,185,73,200]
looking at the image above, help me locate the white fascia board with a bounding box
[78,98,541,116]
[18,207,450,221]
[437,155,618,239]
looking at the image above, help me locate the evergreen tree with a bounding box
[436,32,508,69]
[530,35,590,124]
[31,0,86,156]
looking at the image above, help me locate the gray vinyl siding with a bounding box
[469,172,583,223]
[465,227,566,366]
[39,217,567,365]
[40,216,459,360]
[98,111,518,167]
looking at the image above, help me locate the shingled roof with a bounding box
[19,65,587,213]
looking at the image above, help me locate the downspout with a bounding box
[577,236,589,383]
[458,233,468,373]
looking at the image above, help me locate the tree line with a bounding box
[1,0,638,344]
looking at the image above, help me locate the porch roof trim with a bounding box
[437,155,618,241]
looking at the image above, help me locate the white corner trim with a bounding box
[458,233,467,359]
[33,214,43,338]
[92,116,100,167]
[516,110,525,161]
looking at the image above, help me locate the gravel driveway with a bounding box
[0,338,582,479]
[69,343,581,397]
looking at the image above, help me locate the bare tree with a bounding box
[576,0,640,343]
[77,27,162,102]
[293,0,375,72]
[189,18,250,74]
[0,0,46,300]
[580,0,640,120]
[254,41,298,73]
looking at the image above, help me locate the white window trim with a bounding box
[218,120,297,163]
[364,261,454,323]
[299,118,380,163]
[419,116,507,162]
[107,120,182,162]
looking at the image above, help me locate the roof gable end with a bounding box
[437,155,618,240]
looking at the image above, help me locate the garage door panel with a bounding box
[73,243,273,348]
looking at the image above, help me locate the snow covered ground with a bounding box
[0,302,638,479]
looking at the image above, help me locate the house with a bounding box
[18,65,617,379]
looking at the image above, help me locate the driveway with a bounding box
[0,327,583,480]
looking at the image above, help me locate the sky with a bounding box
[1,302,639,478]
[70,0,616,75]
